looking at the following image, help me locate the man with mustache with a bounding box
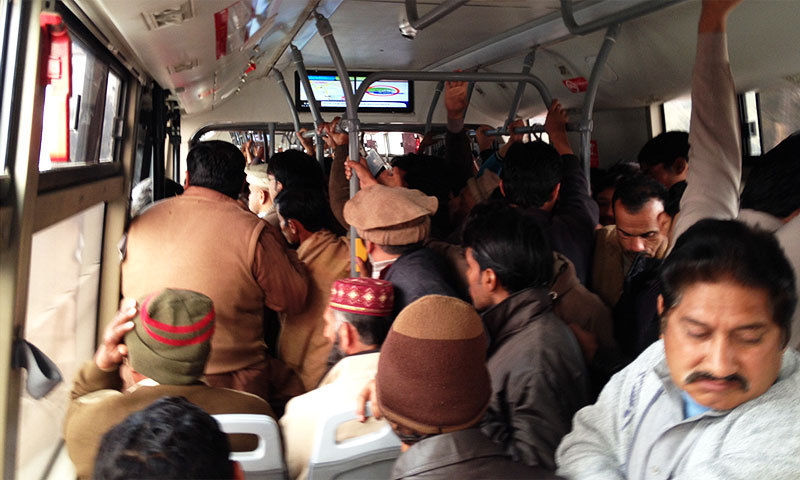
[556,218,800,478]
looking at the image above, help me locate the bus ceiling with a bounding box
[69,0,800,118]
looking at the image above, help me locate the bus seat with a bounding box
[307,404,402,480]
[212,414,287,480]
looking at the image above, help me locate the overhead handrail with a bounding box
[400,0,471,39]
[505,49,537,129]
[291,44,327,167]
[424,81,445,133]
[560,0,682,36]
[353,71,553,112]
[578,23,620,182]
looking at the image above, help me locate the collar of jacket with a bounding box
[481,287,553,357]
[182,185,238,203]
[391,429,509,479]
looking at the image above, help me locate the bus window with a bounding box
[741,90,761,156]
[662,95,691,132]
[753,83,800,151]
[39,38,123,171]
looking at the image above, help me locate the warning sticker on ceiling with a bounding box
[563,77,588,94]
[214,2,254,59]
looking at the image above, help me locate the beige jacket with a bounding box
[278,230,350,390]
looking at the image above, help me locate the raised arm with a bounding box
[670,0,743,247]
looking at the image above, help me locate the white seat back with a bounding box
[213,414,287,480]
[307,403,402,480]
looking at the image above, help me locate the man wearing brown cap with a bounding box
[280,277,394,479]
[122,140,308,407]
[63,289,274,479]
[376,295,559,479]
[461,201,590,471]
[344,184,461,317]
[244,162,279,226]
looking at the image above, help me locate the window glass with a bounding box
[0,0,13,175]
[741,90,761,156]
[98,71,122,163]
[39,39,112,171]
[756,83,800,152]
[663,95,692,132]
[16,203,104,479]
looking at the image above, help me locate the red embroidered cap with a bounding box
[329,278,394,317]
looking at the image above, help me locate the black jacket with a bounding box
[481,287,591,471]
[391,429,561,479]
[382,246,462,318]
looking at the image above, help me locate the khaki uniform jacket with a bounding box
[278,230,350,390]
[122,186,308,375]
[280,352,385,480]
[64,361,274,479]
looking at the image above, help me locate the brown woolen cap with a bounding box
[343,185,438,246]
[376,295,491,435]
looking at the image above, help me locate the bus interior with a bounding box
[1,0,800,478]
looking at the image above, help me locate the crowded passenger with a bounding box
[376,295,559,479]
[280,277,393,479]
[64,289,272,479]
[244,162,279,226]
[590,162,639,227]
[461,202,590,470]
[637,130,689,190]
[273,188,351,391]
[499,100,599,284]
[121,140,308,411]
[556,219,800,478]
[93,396,243,480]
[343,184,461,318]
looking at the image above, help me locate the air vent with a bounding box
[142,1,194,30]
[168,59,199,74]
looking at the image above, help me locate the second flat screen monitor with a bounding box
[295,70,414,114]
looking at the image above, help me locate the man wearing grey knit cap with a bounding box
[377,295,560,479]
[344,185,461,318]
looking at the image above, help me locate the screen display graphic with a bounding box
[295,70,414,113]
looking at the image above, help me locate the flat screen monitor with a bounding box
[295,70,414,113]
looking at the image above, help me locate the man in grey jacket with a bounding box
[556,218,799,479]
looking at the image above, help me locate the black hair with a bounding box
[461,201,553,293]
[93,397,234,480]
[274,188,340,234]
[660,219,797,347]
[612,173,668,215]
[637,131,689,169]
[591,162,640,199]
[740,130,800,218]
[266,149,325,191]
[500,141,563,209]
[186,141,246,199]
[390,154,452,238]
[665,180,687,218]
[333,310,392,347]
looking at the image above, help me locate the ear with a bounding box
[657,210,672,233]
[183,171,190,189]
[657,294,665,316]
[549,183,562,203]
[482,267,498,293]
[498,179,505,197]
[672,157,688,175]
[287,219,299,235]
[339,322,354,351]
[275,181,284,194]
[259,189,269,205]
[365,240,376,254]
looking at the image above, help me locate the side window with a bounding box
[752,84,800,152]
[38,38,124,171]
[662,95,692,132]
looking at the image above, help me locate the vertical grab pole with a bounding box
[580,24,620,185]
[268,123,276,159]
[315,11,361,277]
[504,49,537,129]
[424,81,444,133]
[290,45,326,167]
[269,69,302,141]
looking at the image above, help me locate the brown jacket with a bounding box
[122,186,308,374]
[278,230,350,390]
[551,252,616,350]
[64,361,274,479]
